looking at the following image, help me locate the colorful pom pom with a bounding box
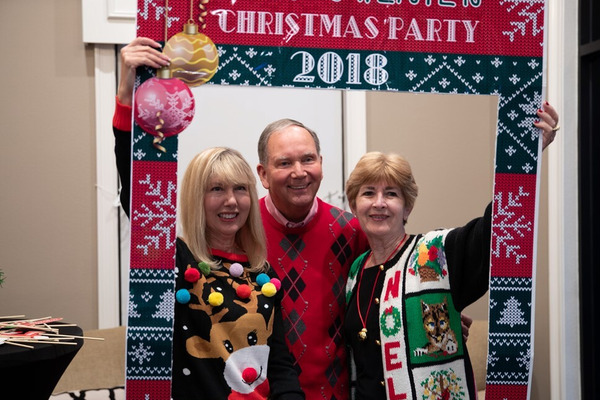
[261,282,277,297]
[198,261,211,276]
[184,267,201,283]
[270,278,281,291]
[208,292,224,306]
[176,289,191,304]
[229,262,244,277]
[256,273,270,287]
[236,284,252,299]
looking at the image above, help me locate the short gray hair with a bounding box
[257,118,321,165]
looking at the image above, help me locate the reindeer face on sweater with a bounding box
[184,265,275,395]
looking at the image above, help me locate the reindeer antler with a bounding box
[186,265,229,323]
[186,264,261,325]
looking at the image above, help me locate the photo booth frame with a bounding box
[125,1,548,399]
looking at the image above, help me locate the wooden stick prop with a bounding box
[0,315,104,348]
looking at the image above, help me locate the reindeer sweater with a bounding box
[260,198,369,400]
[344,204,492,400]
[112,103,303,399]
[172,239,304,400]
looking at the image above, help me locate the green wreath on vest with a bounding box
[380,306,402,337]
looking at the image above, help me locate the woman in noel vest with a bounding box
[343,110,558,400]
[160,147,304,399]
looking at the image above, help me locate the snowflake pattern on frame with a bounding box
[500,0,545,44]
[491,186,532,265]
[132,174,177,257]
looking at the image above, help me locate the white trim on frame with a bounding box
[342,90,367,188]
[547,1,581,399]
[95,45,122,329]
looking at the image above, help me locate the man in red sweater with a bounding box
[255,120,474,400]
[256,119,369,400]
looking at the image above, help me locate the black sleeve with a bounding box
[113,126,132,218]
[445,202,493,311]
[266,294,305,400]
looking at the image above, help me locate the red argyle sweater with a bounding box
[260,198,369,400]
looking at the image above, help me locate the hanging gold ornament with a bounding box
[163,1,218,87]
[164,22,219,87]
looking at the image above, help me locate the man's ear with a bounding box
[256,164,269,190]
[319,155,324,179]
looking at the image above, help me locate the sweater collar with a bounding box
[264,194,319,228]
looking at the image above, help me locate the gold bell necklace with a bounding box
[356,234,407,341]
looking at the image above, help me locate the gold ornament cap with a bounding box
[184,22,199,35]
[157,66,172,79]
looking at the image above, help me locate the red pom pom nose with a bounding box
[242,367,258,383]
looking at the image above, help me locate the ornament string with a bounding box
[199,0,209,30]
[164,0,169,44]
[152,0,170,152]
[153,112,167,152]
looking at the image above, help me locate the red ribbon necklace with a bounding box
[356,233,408,341]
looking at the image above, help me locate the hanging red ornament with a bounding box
[164,22,219,87]
[134,67,195,150]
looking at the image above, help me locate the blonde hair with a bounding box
[179,147,267,272]
[345,151,419,213]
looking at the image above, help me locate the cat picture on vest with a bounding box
[404,292,464,364]
[413,298,458,357]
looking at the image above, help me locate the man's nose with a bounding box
[291,162,306,177]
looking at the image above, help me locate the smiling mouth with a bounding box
[289,183,309,190]
[370,214,389,221]
[219,213,238,219]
